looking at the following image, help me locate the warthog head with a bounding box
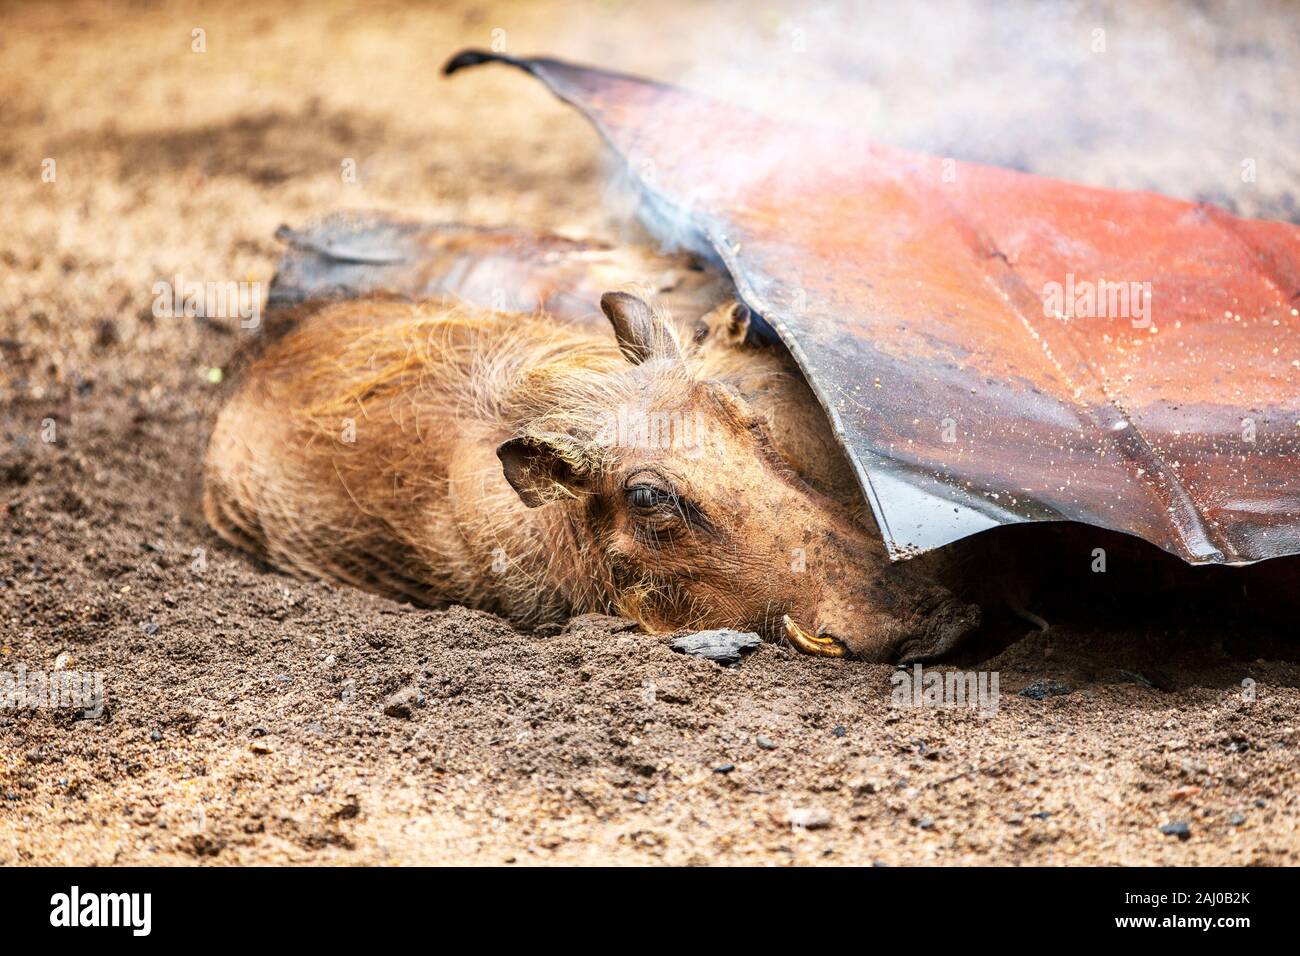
[497,292,979,660]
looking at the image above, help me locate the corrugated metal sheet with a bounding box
[445,50,1300,565]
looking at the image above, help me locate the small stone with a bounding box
[1159,821,1191,840]
[53,652,73,670]
[756,735,776,750]
[250,739,274,755]
[1255,798,1267,808]
[713,763,735,774]
[832,725,846,738]
[1018,680,1073,701]
[634,793,649,804]
[1229,812,1246,826]
[383,687,426,719]
[249,725,269,737]
[139,621,160,636]
[149,730,162,742]
[916,817,935,830]
[1031,811,1051,820]
[322,654,337,666]
[670,629,762,665]
[787,807,832,830]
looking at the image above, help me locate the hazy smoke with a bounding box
[599,0,1300,232]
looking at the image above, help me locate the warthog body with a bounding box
[204,292,978,660]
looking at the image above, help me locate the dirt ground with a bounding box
[2,0,1299,865]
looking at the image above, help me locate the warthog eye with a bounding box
[627,484,672,511]
[623,471,714,538]
[624,471,677,517]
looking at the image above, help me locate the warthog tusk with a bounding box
[782,614,845,659]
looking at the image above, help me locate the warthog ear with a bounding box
[600,292,684,365]
[699,300,752,347]
[496,434,594,508]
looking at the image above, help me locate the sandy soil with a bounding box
[2,0,1298,865]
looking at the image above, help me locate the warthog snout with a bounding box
[777,524,982,661]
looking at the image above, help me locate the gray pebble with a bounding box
[1159,821,1191,839]
[670,629,762,665]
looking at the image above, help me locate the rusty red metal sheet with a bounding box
[445,50,1300,566]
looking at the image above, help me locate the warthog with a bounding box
[204,291,979,660]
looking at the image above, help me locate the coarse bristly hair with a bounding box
[203,294,787,631]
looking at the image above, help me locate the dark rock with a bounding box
[383,687,426,719]
[138,620,160,636]
[670,629,762,665]
[832,725,846,738]
[1159,821,1191,840]
[149,730,162,742]
[1018,680,1073,701]
[713,763,735,774]
[1229,812,1246,826]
